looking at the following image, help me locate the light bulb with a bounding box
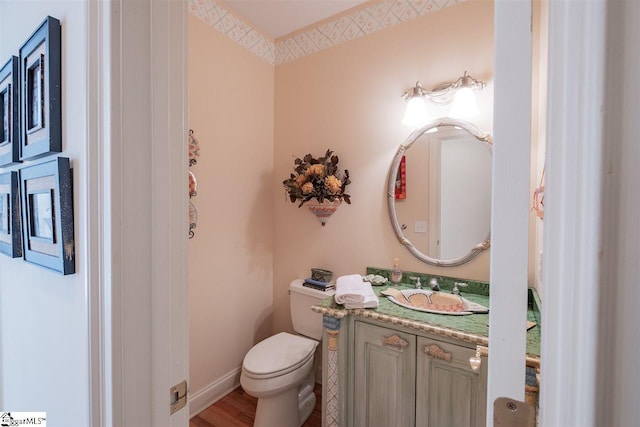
[450,87,479,119]
[402,96,428,127]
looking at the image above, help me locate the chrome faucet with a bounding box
[429,278,440,291]
[452,282,468,295]
[409,276,422,289]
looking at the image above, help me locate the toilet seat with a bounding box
[242,332,317,380]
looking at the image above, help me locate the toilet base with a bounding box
[298,388,316,423]
[254,386,300,427]
[298,372,316,422]
[240,332,320,426]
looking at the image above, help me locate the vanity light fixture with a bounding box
[401,82,429,127]
[401,71,486,126]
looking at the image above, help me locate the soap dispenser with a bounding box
[390,258,403,285]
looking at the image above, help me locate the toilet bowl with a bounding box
[240,280,334,427]
[240,332,317,426]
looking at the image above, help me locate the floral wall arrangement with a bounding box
[283,149,351,226]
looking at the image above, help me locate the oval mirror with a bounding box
[387,118,492,267]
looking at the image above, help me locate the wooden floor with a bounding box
[190,383,322,427]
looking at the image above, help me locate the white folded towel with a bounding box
[335,274,379,309]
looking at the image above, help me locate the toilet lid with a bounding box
[243,332,317,379]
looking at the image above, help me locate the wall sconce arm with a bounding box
[402,71,486,106]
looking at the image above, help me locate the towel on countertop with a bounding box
[334,274,379,309]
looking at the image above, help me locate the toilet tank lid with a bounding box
[290,279,335,298]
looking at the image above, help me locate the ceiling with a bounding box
[224,0,370,39]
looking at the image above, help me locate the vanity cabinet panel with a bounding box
[353,321,416,427]
[416,336,487,427]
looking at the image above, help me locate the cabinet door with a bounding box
[416,337,487,427]
[354,321,416,427]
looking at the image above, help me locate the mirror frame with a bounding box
[387,117,493,267]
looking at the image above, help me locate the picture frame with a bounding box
[20,157,74,274]
[0,56,20,167]
[0,171,22,258]
[19,16,61,161]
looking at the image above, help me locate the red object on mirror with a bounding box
[395,155,406,200]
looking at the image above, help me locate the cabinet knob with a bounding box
[469,345,488,371]
[381,334,408,349]
[423,344,452,362]
[469,351,482,371]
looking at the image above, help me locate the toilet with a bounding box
[240,279,334,427]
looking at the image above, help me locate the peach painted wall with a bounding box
[273,0,495,333]
[188,15,275,396]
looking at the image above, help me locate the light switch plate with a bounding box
[414,220,427,233]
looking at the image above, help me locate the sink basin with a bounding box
[381,288,489,315]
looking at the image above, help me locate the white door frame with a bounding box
[488,0,532,422]
[87,0,189,426]
[492,1,615,424]
[540,0,608,425]
[86,0,110,424]
[86,1,627,425]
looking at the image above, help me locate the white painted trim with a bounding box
[149,0,189,426]
[87,1,112,426]
[189,368,242,418]
[488,0,532,423]
[596,4,640,426]
[540,0,607,425]
[104,0,189,426]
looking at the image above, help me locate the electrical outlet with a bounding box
[414,221,427,233]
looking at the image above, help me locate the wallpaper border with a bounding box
[189,0,465,65]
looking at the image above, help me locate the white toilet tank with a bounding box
[289,279,334,340]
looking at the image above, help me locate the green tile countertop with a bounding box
[312,285,541,358]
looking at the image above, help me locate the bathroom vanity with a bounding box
[311,271,541,427]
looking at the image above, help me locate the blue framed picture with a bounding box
[20,157,74,274]
[0,56,20,167]
[19,16,61,161]
[0,171,22,257]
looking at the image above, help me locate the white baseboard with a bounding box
[189,367,242,418]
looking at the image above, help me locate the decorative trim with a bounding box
[381,334,409,349]
[188,367,242,418]
[189,0,466,65]
[423,343,452,362]
[314,305,348,319]
[313,303,490,347]
[189,0,276,64]
[188,129,199,238]
[323,314,342,330]
[275,0,465,64]
[354,306,489,346]
[325,327,340,427]
[474,345,540,371]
